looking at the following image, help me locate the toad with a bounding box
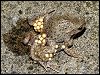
[23,10,86,72]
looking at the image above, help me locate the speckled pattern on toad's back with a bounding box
[44,11,86,42]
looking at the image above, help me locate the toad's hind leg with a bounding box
[64,47,81,58]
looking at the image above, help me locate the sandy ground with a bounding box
[1,1,99,74]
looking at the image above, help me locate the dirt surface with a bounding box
[1,1,99,74]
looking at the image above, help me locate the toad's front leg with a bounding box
[56,41,81,58]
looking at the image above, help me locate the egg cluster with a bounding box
[45,53,53,60]
[44,44,66,61]
[35,33,46,46]
[33,17,44,32]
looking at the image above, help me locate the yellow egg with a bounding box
[49,54,53,57]
[49,58,52,60]
[37,22,41,26]
[42,39,46,44]
[38,40,41,44]
[37,26,40,29]
[61,45,66,49]
[34,26,37,29]
[35,20,38,23]
[35,40,38,43]
[45,54,49,58]
[40,37,43,41]
[42,43,45,46]
[33,23,37,26]
[39,17,44,22]
[40,25,43,28]
[38,35,41,39]
[55,45,58,49]
[42,33,46,38]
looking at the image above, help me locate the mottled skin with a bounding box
[23,10,86,72]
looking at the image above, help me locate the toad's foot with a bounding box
[64,47,83,59]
